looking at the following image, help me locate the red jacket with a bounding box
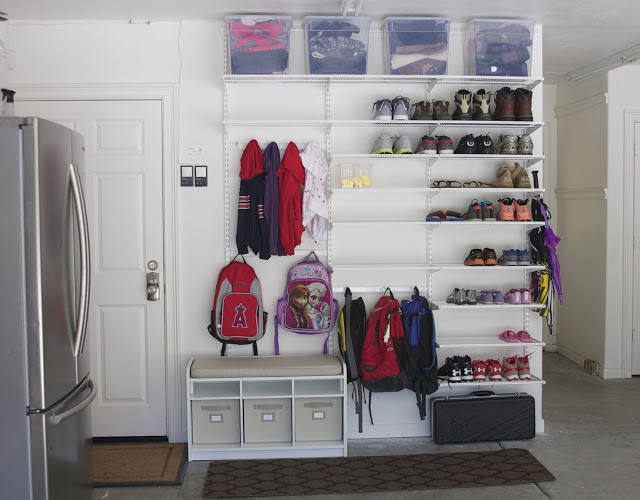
[278,142,305,255]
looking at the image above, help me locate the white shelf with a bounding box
[331,154,544,166]
[436,335,545,348]
[437,375,545,387]
[331,220,545,226]
[433,301,545,309]
[437,264,545,271]
[332,263,438,271]
[330,187,544,195]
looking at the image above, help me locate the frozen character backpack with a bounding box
[274,252,339,354]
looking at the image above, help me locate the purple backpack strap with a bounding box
[274,298,285,355]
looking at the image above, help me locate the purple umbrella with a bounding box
[540,204,563,304]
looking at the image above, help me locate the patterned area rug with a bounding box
[202,448,554,497]
[91,442,187,487]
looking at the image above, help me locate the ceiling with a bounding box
[1,0,639,76]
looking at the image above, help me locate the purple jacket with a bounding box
[263,142,285,256]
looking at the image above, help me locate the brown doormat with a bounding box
[202,448,554,498]
[91,442,187,487]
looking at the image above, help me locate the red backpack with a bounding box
[359,289,410,393]
[208,255,267,356]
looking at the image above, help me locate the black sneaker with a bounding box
[458,355,474,381]
[475,134,494,154]
[455,134,476,154]
[438,357,462,382]
[436,135,454,154]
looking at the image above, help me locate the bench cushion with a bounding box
[190,355,343,378]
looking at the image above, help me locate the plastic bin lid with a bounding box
[466,18,535,28]
[226,15,292,28]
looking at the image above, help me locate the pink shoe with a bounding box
[516,330,534,343]
[499,330,518,343]
[504,288,522,304]
[519,288,532,304]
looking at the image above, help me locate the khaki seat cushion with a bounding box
[190,355,343,378]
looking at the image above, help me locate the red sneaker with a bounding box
[502,356,519,381]
[486,359,503,381]
[472,360,487,381]
[515,199,532,221]
[516,353,533,380]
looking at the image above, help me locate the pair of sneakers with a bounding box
[438,355,473,382]
[497,249,531,266]
[415,135,454,154]
[478,289,505,304]
[454,134,494,154]
[495,134,533,155]
[373,96,410,121]
[464,248,497,266]
[411,100,454,121]
[473,356,531,381]
[464,199,496,221]
[446,288,477,305]
[505,288,533,304]
[497,198,533,221]
[371,134,413,154]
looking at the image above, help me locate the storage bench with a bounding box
[187,355,346,460]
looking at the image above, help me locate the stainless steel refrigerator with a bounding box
[0,117,95,499]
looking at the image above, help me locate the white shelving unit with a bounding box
[187,358,347,461]
[222,68,547,437]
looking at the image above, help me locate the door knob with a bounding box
[147,272,160,301]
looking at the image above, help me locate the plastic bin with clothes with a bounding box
[464,19,535,77]
[226,16,293,74]
[304,16,370,74]
[383,17,450,75]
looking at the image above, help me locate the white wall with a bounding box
[554,75,608,371]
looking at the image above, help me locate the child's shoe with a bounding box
[504,288,522,304]
[516,354,533,380]
[486,359,503,380]
[472,360,487,381]
[502,356,519,381]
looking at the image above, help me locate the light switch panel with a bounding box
[181,165,193,187]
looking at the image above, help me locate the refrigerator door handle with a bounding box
[69,163,91,358]
[49,377,97,425]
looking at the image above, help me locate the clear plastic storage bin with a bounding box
[226,16,293,74]
[304,16,370,74]
[464,19,535,77]
[383,17,450,75]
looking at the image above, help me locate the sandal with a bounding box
[516,330,534,343]
[426,210,446,221]
[444,210,463,221]
[432,180,462,188]
[499,330,518,343]
[463,181,494,188]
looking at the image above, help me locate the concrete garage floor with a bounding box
[93,353,640,500]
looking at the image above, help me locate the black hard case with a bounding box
[431,391,535,444]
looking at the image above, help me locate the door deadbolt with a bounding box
[147,272,160,301]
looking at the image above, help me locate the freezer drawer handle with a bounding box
[50,378,97,425]
[69,163,91,358]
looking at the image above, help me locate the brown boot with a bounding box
[495,164,514,188]
[411,101,432,120]
[515,88,533,121]
[493,87,515,120]
[511,162,531,188]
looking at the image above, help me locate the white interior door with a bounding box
[16,100,167,436]
[633,123,640,375]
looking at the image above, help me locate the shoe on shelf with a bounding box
[498,249,518,266]
[516,354,533,380]
[372,99,393,120]
[464,248,485,266]
[493,87,516,120]
[472,359,487,381]
[477,289,494,304]
[515,198,533,221]
[495,164,514,188]
[411,100,433,120]
[502,356,519,381]
[391,96,411,120]
[446,287,461,304]
[517,134,534,155]
[433,100,453,120]
[486,359,503,380]
[483,247,498,265]
[438,356,462,382]
[497,197,516,221]
[520,287,533,303]
[511,162,532,188]
[480,200,496,221]
[371,134,394,154]
[515,88,533,121]
[475,134,494,154]
[452,89,473,120]
[473,89,492,120]
[415,135,437,154]
[492,289,505,304]
[436,135,454,154]
[496,134,518,154]
[458,355,474,381]
[504,288,522,304]
[517,248,531,265]
[455,134,476,154]
[393,135,413,154]
[463,199,482,220]
[466,289,478,305]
